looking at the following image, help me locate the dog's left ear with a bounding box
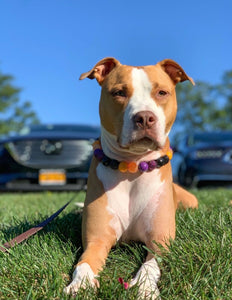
[79,57,121,85]
[159,59,195,85]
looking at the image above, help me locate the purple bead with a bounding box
[138,161,149,172]
[94,148,104,161]
[148,160,157,171]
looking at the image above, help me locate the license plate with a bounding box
[39,169,66,186]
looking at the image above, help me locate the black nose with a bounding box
[133,111,156,129]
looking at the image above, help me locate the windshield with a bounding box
[188,132,232,146]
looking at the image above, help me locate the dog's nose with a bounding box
[133,111,156,129]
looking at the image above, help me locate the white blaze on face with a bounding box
[120,68,167,148]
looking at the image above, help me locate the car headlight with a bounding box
[195,150,223,159]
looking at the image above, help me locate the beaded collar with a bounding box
[92,139,173,174]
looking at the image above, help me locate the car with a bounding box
[173,131,232,187]
[0,124,100,191]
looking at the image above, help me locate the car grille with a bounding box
[6,139,93,169]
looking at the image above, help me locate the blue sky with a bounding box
[1,0,231,127]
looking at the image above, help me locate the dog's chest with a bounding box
[96,164,164,240]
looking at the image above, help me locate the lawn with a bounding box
[0,189,232,300]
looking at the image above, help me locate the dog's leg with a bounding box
[64,160,117,295]
[64,197,117,295]
[173,183,198,209]
[129,184,198,299]
[130,184,176,299]
[130,252,161,299]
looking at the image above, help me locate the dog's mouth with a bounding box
[134,136,158,147]
[120,134,161,153]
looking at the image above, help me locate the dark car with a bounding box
[174,131,232,187]
[0,124,100,191]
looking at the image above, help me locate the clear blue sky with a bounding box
[1,0,231,127]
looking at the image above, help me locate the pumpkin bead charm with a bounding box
[166,149,173,160]
[128,162,138,173]
[119,162,128,173]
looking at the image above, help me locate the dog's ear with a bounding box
[79,57,121,85]
[159,59,195,85]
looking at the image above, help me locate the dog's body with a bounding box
[64,58,198,298]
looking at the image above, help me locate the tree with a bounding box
[216,70,232,125]
[172,71,232,142]
[0,71,39,135]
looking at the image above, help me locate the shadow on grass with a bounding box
[1,208,154,285]
[0,208,83,257]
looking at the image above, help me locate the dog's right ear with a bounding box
[79,57,121,85]
[159,59,195,85]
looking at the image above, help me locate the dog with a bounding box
[64,57,198,299]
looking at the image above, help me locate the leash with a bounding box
[0,196,76,253]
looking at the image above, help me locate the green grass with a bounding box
[0,189,232,300]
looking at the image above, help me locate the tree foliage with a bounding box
[172,70,232,141]
[0,71,39,135]
[218,70,232,123]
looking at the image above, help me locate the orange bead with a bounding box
[167,149,173,160]
[92,140,101,150]
[118,162,128,172]
[128,162,138,173]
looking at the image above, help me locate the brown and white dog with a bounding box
[64,57,198,299]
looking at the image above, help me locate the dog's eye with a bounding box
[158,90,168,96]
[111,90,126,97]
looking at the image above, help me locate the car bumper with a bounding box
[0,171,88,191]
[192,174,232,185]
[178,157,232,187]
[1,182,87,191]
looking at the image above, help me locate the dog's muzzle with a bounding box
[119,110,161,152]
[133,111,157,130]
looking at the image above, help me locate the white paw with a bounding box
[130,258,161,299]
[63,263,98,296]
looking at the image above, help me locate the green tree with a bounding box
[216,70,232,126]
[172,72,232,141]
[0,71,39,135]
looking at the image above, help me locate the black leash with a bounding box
[0,196,76,253]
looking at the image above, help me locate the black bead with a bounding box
[163,155,170,164]
[109,159,120,169]
[102,155,111,166]
[157,155,169,167]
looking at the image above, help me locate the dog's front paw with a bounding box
[63,281,80,296]
[132,279,160,300]
[130,258,161,299]
[63,263,99,296]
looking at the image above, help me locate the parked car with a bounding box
[173,131,232,187]
[0,124,100,191]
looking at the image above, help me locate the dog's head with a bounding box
[80,57,194,155]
